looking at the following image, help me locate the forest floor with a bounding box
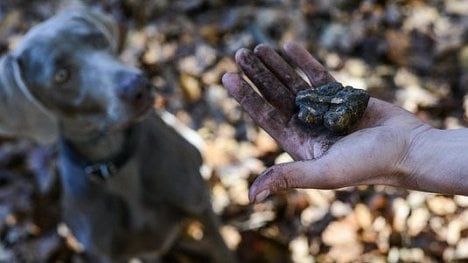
[0,0,467,262]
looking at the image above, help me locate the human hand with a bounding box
[222,42,432,202]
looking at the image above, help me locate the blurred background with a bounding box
[0,0,467,262]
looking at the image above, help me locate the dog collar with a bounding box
[59,127,137,182]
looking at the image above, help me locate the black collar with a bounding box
[59,127,137,182]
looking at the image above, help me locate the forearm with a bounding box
[401,128,468,195]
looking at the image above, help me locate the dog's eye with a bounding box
[54,69,69,84]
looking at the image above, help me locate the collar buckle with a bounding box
[84,162,117,182]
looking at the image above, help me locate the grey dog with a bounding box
[0,9,235,263]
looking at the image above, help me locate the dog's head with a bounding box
[0,9,154,143]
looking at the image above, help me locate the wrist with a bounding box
[398,126,468,195]
[395,124,436,190]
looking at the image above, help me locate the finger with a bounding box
[235,48,296,115]
[222,73,289,138]
[283,42,335,88]
[248,160,339,203]
[248,129,396,202]
[254,44,310,95]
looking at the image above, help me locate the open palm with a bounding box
[222,42,431,202]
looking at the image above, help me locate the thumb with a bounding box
[249,153,363,203]
[249,129,400,202]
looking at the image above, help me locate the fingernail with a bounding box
[254,189,270,203]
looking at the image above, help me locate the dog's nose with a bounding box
[117,73,153,106]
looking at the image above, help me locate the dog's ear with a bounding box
[0,54,59,144]
[69,9,120,54]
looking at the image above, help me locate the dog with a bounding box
[0,9,235,263]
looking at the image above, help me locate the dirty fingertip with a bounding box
[249,168,275,203]
[248,185,270,203]
[254,189,271,203]
[234,48,250,63]
[283,41,300,52]
[221,72,239,86]
[221,73,244,99]
[253,43,269,54]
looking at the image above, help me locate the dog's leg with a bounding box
[197,208,237,263]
